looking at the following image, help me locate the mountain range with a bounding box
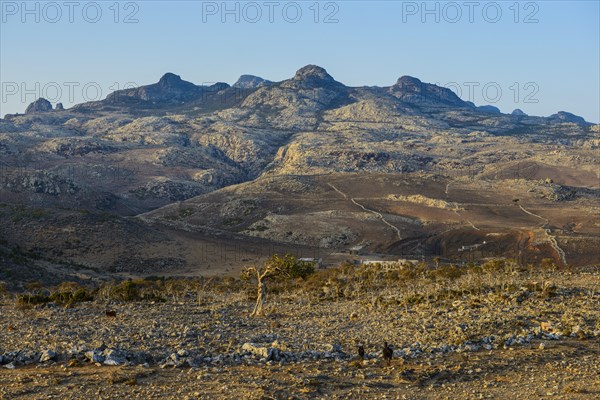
[0,65,598,285]
[8,65,591,121]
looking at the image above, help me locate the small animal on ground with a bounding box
[383,342,393,366]
[105,309,117,318]
[358,345,365,359]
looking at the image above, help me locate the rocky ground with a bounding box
[0,340,598,399]
[0,267,598,398]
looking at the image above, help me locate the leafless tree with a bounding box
[241,254,313,317]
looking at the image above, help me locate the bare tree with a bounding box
[241,254,314,317]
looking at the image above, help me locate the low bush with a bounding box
[17,293,51,306]
[49,287,94,304]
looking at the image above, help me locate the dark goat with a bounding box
[358,345,365,359]
[383,342,393,366]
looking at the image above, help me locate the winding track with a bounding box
[517,203,567,265]
[330,180,568,264]
[446,178,567,265]
[328,183,402,240]
[518,204,548,223]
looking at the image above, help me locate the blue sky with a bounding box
[1,1,598,122]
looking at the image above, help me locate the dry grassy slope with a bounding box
[143,172,600,268]
[0,165,596,284]
[0,202,324,281]
[481,160,599,188]
[0,204,172,269]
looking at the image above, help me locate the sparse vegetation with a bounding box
[0,255,598,399]
[241,253,315,316]
[16,281,94,308]
[0,257,588,313]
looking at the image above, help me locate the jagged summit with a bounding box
[395,75,423,87]
[389,76,468,108]
[25,98,53,114]
[293,65,335,82]
[98,73,231,108]
[233,75,272,89]
[549,111,588,124]
[157,73,186,88]
[281,64,346,90]
[153,73,204,93]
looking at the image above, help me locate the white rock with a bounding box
[85,351,105,363]
[40,349,56,362]
[104,357,124,366]
[241,343,270,358]
[177,349,189,357]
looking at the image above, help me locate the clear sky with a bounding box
[1,1,598,122]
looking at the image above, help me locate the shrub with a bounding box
[428,264,464,281]
[49,286,94,305]
[17,293,51,306]
[101,279,167,302]
[540,258,558,270]
[111,280,140,301]
[25,281,44,292]
[286,260,315,280]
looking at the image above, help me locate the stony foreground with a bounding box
[0,269,598,398]
[0,340,598,399]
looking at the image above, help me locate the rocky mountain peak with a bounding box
[278,65,347,93]
[157,73,192,90]
[549,111,587,124]
[390,76,467,108]
[292,65,336,84]
[101,73,204,106]
[25,98,53,114]
[395,75,423,89]
[477,105,501,114]
[233,75,272,89]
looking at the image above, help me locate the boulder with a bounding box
[241,342,280,361]
[39,349,56,362]
[85,350,105,363]
[103,349,128,366]
[242,342,270,358]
